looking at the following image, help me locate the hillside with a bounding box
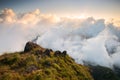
[89,65,120,80]
[0,42,93,80]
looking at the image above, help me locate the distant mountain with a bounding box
[89,65,120,80]
[0,42,93,80]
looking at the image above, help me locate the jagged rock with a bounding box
[62,51,67,56]
[49,49,53,52]
[54,50,67,57]
[24,42,42,52]
[54,50,61,56]
[43,49,51,56]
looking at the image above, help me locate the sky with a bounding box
[0,0,120,19]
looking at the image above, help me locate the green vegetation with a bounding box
[0,42,93,80]
[89,65,120,80]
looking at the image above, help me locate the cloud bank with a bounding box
[0,8,120,68]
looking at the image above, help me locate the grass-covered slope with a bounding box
[0,42,93,80]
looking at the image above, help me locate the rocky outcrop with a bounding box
[24,42,67,58]
[54,50,67,57]
[24,41,44,52]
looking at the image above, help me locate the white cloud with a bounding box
[0,8,16,23]
[0,8,120,69]
[18,9,40,25]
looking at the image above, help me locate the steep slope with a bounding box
[0,42,93,80]
[89,65,120,80]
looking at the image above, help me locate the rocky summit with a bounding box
[0,42,93,80]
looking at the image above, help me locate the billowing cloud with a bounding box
[0,8,60,25]
[0,8,120,69]
[18,9,40,25]
[0,8,16,23]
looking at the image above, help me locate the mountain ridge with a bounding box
[0,41,120,80]
[0,42,93,80]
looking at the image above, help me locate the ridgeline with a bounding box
[0,42,93,80]
[0,42,120,80]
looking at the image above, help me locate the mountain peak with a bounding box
[24,41,44,52]
[0,42,93,80]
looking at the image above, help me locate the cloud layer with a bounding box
[0,8,120,68]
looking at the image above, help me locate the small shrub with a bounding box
[0,53,20,65]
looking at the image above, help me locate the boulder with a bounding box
[43,49,51,56]
[24,42,42,52]
[62,51,67,56]
[49,49,53,52]
[54,51,61,56]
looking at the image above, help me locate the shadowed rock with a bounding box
[62,51,67,56]
[24,41,44,52]
[49,49,53,52]
[43,49,51,56]
[54,50,61,56]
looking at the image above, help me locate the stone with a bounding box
[62,51,67,56]
[43,49,50,56]
[24,42,41,52]
[54,51,61,56]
